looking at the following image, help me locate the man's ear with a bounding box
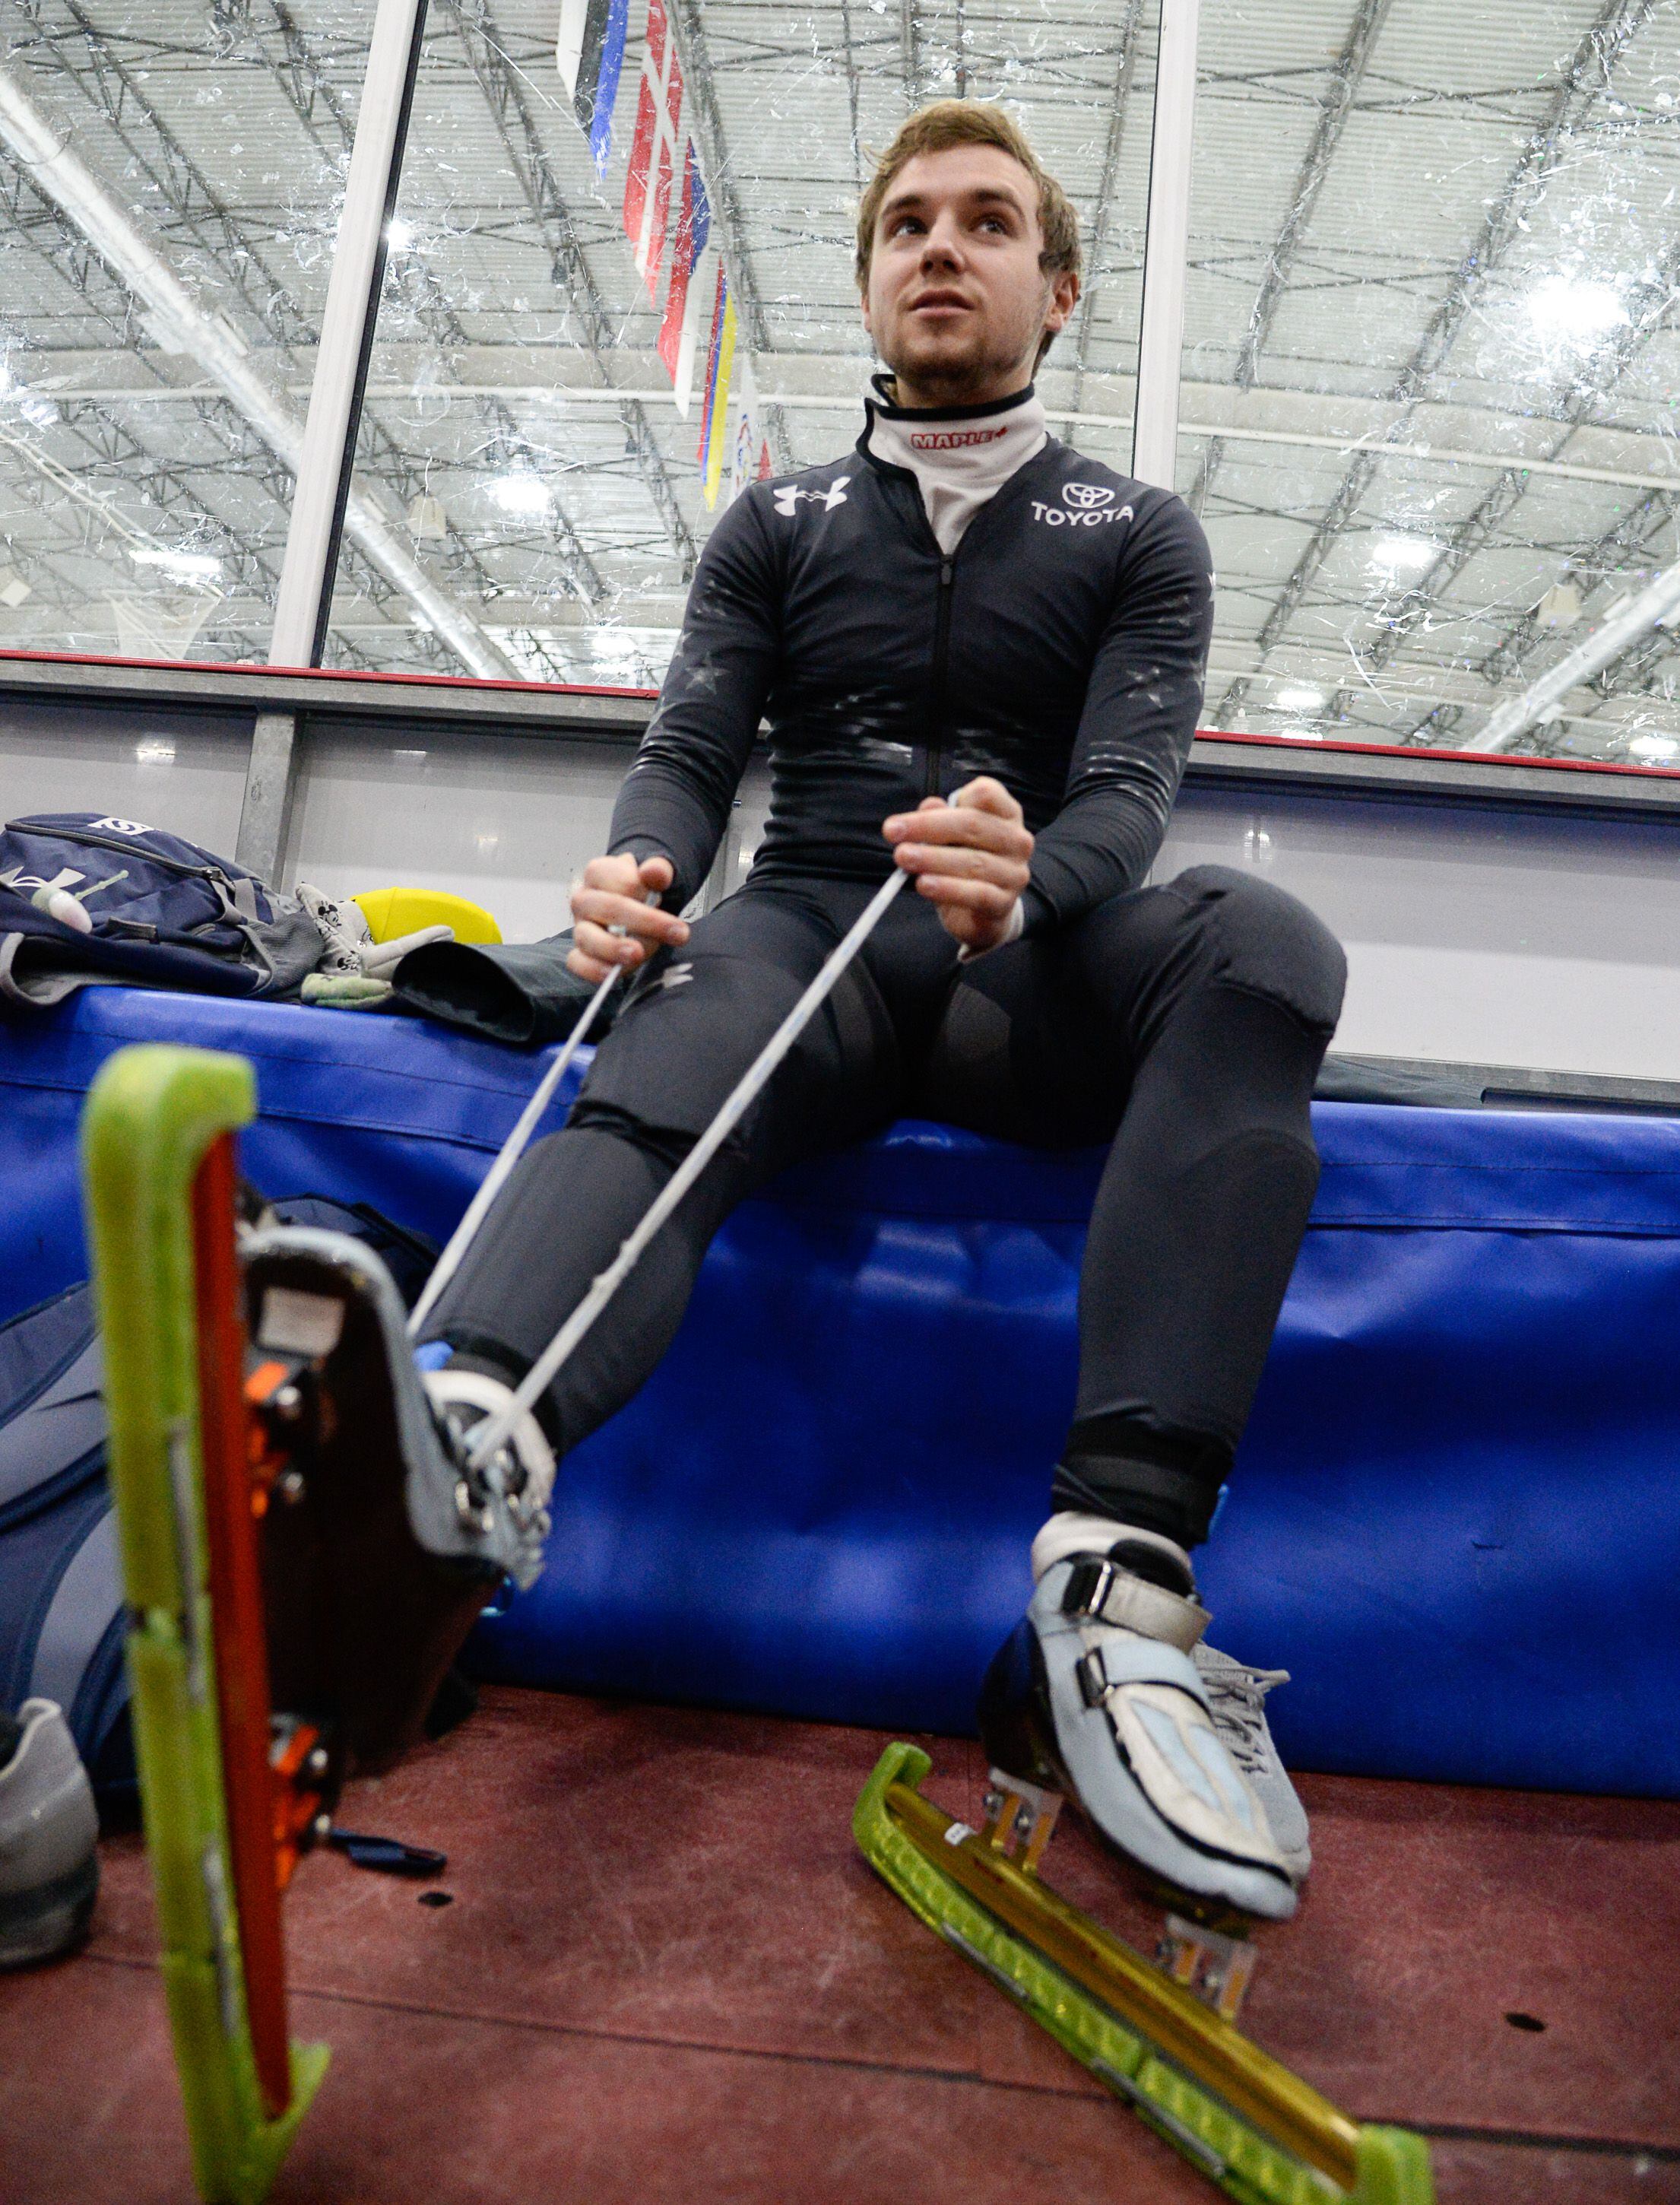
[859,284,874,341]
[1042,267,1080,338]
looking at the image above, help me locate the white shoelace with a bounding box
[1196,1660,1289,1779]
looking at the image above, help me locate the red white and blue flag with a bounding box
[623,0,684,300]
[656,138,712,411]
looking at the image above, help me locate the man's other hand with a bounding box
[883,778,1032,954]
[567,853,689,981]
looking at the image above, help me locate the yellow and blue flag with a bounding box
[698,268,737,509]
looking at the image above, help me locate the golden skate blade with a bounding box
[854,1743,1434,2205]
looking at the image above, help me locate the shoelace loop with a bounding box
[1198,1664,1289,1778]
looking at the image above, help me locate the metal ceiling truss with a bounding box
[239,0,612,608]
[0,161,293,616]
[835,0,864,190]
[1349,225,1680,741]
[1187,0,1392,516]
[1212,0,1661,725]
[439,0,699,575]
[1066,0,1146,425]
[1405,493,1679,750]
[900,0,927,107]
[14,0,609,645]
[1482,492,1678,693]
[16,0,313,348]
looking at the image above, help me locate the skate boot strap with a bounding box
[422,1368,555,1518]
[1075,1632,1209,1708]
[1061,1557,1210,1651]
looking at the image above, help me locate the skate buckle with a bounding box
[1063,1556,1117,1623]
[981,1767,1063,1877]
[1159,1912,1259,2024]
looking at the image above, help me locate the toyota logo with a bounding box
[1063,482,1114,510]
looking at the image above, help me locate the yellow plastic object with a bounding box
[352,887,501,946]
[84,1045,328,2203]
[854,1745,1434,2205]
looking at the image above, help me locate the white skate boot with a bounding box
[978,1513,1299,1924]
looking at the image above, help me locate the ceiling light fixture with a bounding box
[1370,534,1440,573]
[1527,274,1628,345]
[1536,581,1582,630]
[1628,733,1680,762]
[1273,684,1326,712]
[492,471,551,517]
[385,217,414,253]
[130,547,221,582]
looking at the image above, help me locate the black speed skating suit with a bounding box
[430,393,1347,1545]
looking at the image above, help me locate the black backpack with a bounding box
[0,1198,439,1800]
[0,813,326,1009]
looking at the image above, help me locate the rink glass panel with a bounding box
[1178,0,1680,766]
[0,3,373,665]
[325,0,1157,682]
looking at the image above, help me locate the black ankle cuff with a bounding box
[1053,1414,1230,1548]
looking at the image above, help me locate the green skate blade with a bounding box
[854,1743,1434,2205]
[84,1045,328,2205]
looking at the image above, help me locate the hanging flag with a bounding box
[623,0,684,300]
[656,138,712,412]
[556,0,629,178]
[697,265,737,509]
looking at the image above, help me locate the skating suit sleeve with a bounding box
[607,491,781,911]
[1019,493,1213,937]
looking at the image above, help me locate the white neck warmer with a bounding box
[862,375,1048,556]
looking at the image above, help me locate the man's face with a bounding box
[861,144,1077,403]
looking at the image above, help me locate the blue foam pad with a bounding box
[3,988,1676,1795]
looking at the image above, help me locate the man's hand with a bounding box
[883,777,1033,955]
[567,853,689,982]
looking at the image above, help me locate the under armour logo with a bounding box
[651,960,695,991]
[773,475,850,518]
[0,864,84,896]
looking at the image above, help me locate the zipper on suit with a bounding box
[924,556,955,798]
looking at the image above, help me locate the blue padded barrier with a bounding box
[2,987,1677,1797]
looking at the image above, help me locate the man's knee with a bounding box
[1165,865,1346,1036]
[573,945,810,1144]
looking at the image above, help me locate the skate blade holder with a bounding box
[86,1045,344,2204]
[1159,1914,1259,2026]
[857,1743,1434,2204]
[979,1769,1257,2024]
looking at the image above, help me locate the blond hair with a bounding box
[855,101,1081,363]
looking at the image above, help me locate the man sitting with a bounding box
[421,100,1345,1922]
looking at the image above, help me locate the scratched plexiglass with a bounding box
[327,0,1157,681]
[0,2,371,665]
[1181,0,1680,765]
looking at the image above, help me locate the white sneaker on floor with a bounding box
[0,1699,98,1969]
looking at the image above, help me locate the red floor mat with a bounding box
[3,1687,1676,2204]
